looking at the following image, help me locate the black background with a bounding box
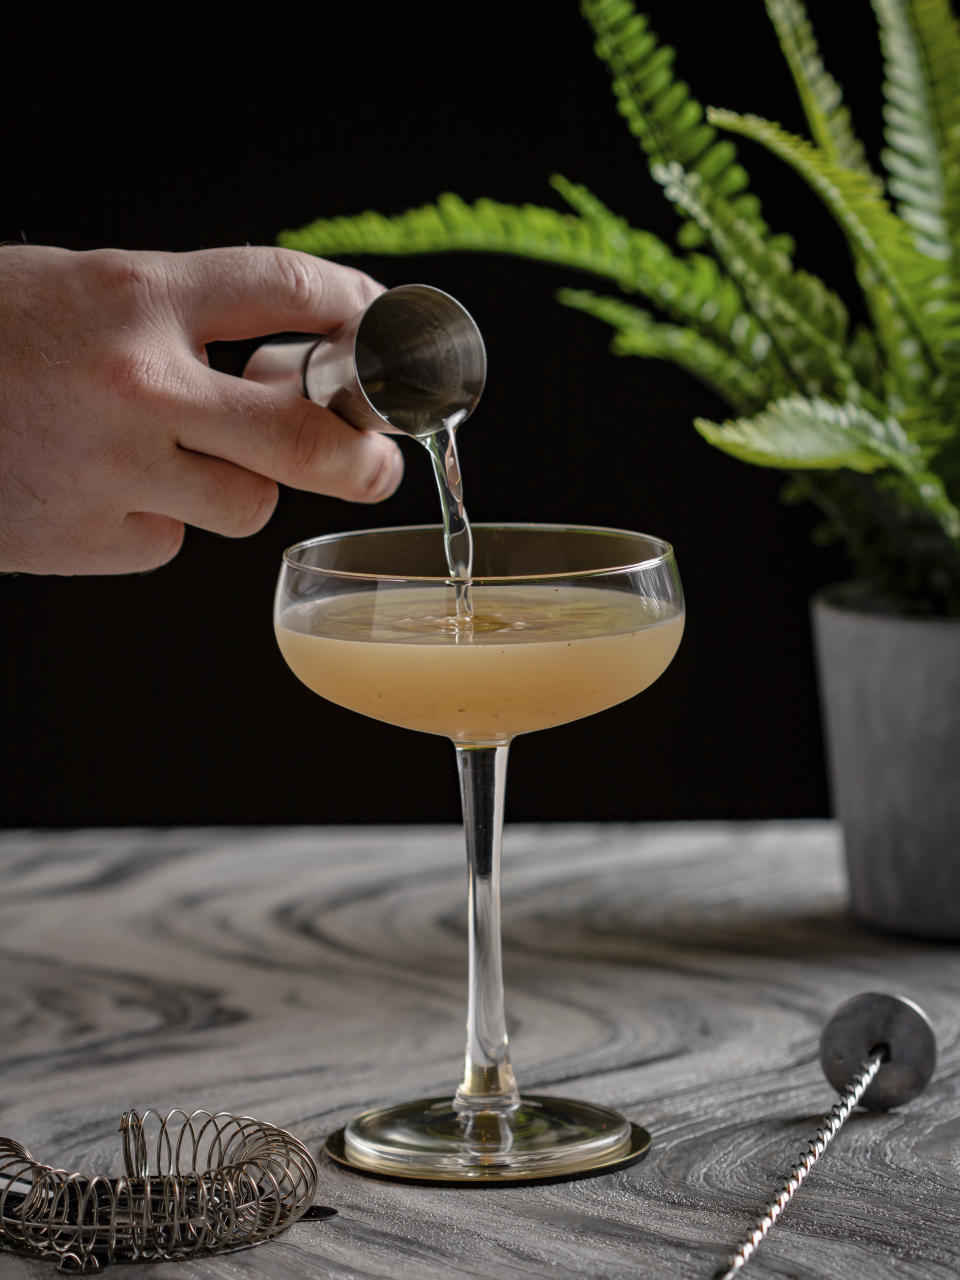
[2,1,882,826]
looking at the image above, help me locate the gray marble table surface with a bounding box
[0,822,958,1279]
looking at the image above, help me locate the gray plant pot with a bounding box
[811,585,960,939]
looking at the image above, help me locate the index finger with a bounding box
[164,245,384,343]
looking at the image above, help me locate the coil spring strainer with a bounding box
[0,1107,320,1273]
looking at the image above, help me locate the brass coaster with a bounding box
[323,1122,650,1187]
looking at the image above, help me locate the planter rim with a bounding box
[812,581,960,624]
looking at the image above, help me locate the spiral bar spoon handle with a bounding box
[715,1051,883,1279]
[714,992,936,1280]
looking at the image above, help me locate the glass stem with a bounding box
[453,743,521,1115]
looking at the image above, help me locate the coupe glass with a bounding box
[275,523,684,1182]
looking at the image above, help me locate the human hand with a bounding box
[0,244,405,574]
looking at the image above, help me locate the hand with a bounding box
[0,244,405,574]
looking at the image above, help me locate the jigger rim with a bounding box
[350,282,487,434]
[279,522,678,585]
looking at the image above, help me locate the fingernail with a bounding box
[371,443,404,501]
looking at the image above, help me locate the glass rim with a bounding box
[280,522,677,584]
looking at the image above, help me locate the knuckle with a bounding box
[284,411,402,502]
[272,247,322,311]
[82,248,169,312]
[290,409,339,478]
[289,404,345,481]
[270,247,382,318]
[353,270,383,309]
[216,473,278,538]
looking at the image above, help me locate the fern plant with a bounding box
[281,0,960,615]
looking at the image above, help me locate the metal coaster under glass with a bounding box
[324,1095,650,1185]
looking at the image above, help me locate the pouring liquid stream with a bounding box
[383,391,476,632]
[364,348,478,630]
[423,421,474,626]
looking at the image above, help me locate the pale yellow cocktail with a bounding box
[277,584,683,742]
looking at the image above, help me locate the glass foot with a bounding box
[325,1095,649,1184]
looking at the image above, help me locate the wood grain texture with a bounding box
[0,822,958,1278]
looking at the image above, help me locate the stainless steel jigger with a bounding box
[242,283,486,438]
[716,992,936,1279]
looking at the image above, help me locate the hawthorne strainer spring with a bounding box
[0,1107,319,1273]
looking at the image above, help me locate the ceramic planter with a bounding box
[812,586,960,939]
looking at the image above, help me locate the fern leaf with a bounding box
[912,0,960,275]
[759,0,950,409]
[764,0,879,180]
[848,323,888,398]
[578,0,792,253]
[696,395,907,468]
[558,287,772,413]
[282,183,797,392]
[873,0,960,263]
[886,0,960,444]
[653,162,863,399]
[281,194,648,285]
[549,175,792,387]
[696,394,960,539]
[708,108,942,375]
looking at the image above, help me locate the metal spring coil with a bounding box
[0,1108,319,1273]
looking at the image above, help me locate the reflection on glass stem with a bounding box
[454,744,520,1116]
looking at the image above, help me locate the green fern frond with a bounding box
[756,1,949,410]
[283,183,797,393]
[653,162,861,399]
[548,175,631,244]
[557,287,772,412]
[549,175,792,386]
[911,0,960,274]
[281,194,648,286]
[873,0,960,263]
[696,395,960,539]
[708,108,942,374]
[888,0,960,430]
[868,0,960,438]
[696,395,910,468]
[764,0,879,180]
[848,324,888,398]
[578,0,793,254]
[911,0,960,174]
